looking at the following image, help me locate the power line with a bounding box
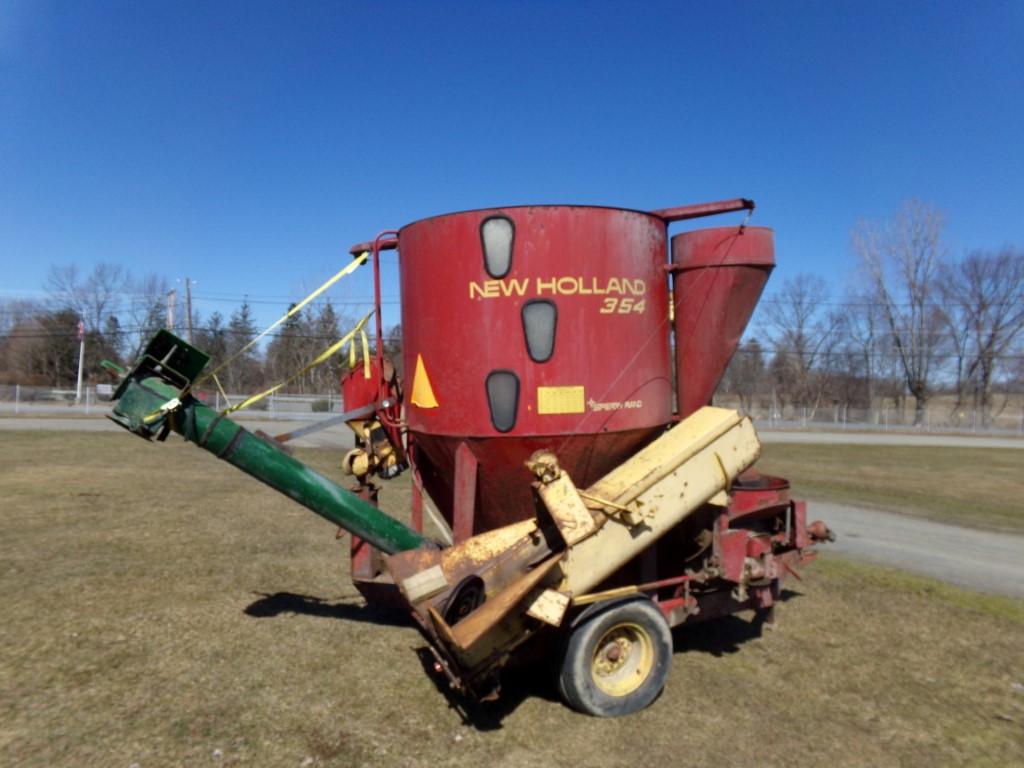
[0,324,403,342]
[730,346,1024,363]
[3,287,1021,312]
[757,297,1023,310]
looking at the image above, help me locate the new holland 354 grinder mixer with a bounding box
[108,197,832,717]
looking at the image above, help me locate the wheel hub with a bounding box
[591,623,654,697]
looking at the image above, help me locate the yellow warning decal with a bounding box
[410,354,439,408]
[537,386,585,415]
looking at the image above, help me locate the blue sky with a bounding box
[1,0,1021,332]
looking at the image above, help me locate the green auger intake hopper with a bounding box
[107,329,429,555]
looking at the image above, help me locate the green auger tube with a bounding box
[107,330,430,555]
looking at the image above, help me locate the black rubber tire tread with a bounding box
[557,596,672,717]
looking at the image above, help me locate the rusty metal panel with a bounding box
[716,530,748,584]
[525,588,571,627]
[449,555,564,650]
[535,469,598,546]
[560,408,761,596]
[792,499,810,549]
[586,406,747,505]
[452,441,478,542]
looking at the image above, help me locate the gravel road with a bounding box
[810,500,1024,598]
[759,429,1024,449]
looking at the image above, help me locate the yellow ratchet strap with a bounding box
[361,328,371,379]
[198,251,369,387]
[141,252,369,424]
[347,325,372,379]
[221,310,374,416]
[211,373,233,409]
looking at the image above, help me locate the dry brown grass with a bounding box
[757,443,1024,532]
[2,431,1023,767]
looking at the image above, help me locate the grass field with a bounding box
[758,443,1024,532]
[2,431,1023,767]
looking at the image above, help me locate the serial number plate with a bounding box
[537,386,586,415]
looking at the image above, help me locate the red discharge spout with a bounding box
[671,226,775,418]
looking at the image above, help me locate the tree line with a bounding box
[721,201,1024,426]
[0,265,395,396]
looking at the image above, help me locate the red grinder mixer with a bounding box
[109,196,831,719]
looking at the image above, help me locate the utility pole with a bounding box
[167,289,177,331]
[75,319,85,403]
[185,277,194,343]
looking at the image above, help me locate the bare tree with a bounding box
[0,300,44,384]
[852,200,947,425]
[0,298,41,339]
[1008,340,1024,394]
[719,338,766,413]
[940,247,1024,425]
[45,263,129,332]
[838,287,884,408]
[1,309,81,386]
[938,273,974,423]
[384,322,404,380]
[123,273,170,358]
[762,274,841,417]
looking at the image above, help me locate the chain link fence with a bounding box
[4,384,1023,435]
[0,384,347,421]
[719,397,1024,435]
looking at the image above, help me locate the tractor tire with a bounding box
[557,596,672,717]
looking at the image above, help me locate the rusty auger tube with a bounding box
[107,332,429,555]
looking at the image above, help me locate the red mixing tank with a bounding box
[350,199,765,540]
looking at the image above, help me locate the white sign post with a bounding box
[75,319,85,403]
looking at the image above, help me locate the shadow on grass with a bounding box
[411,591,805,729]
[243,591,411,627]
[245,588,805,728]
[413,645,561,732]
[673,588,804,657]
[244,591,556,729]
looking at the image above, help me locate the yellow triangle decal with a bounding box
[410,353,439,408]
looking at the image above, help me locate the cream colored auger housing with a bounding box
[384,406,761,693]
